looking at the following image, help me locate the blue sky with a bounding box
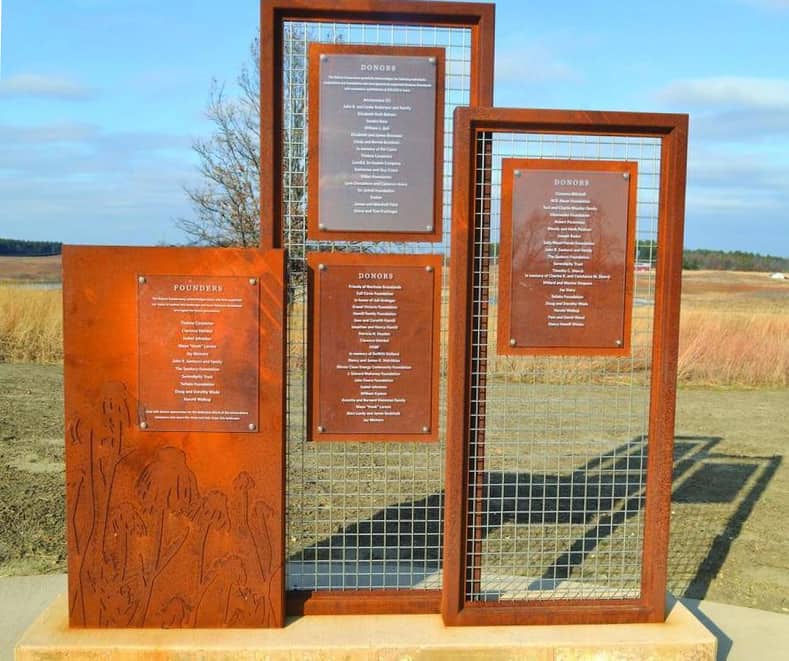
[0,0,787,255]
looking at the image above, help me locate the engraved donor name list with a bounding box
[308,44,444,240]
[498,159,637,355]
[309,253,441,441]
[137,275,260,432]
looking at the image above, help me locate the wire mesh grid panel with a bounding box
[281,21,472,593]
[465,131,662,603]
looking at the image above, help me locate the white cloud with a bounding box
[656,77,789,110]
[0,74,94,100]
[495,44,579,85]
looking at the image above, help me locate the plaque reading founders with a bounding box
[308,252,441,442]
[307,43,445,242]
[138,275,259,432]
[498,159,637,356]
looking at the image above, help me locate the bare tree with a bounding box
[177,39,261,246]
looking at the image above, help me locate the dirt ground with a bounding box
[0,362,786,613]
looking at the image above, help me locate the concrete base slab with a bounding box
[16,593,716,661]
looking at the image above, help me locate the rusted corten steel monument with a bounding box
[62,0,687,629]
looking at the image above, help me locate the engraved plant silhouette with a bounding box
[106,501,147,583]
[134,446,199,626]
[189,490,230,586]
[69,382,134,624]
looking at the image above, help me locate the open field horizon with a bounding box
[1,265,786,387]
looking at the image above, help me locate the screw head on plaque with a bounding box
[422,426,430,433]
[514,170,521,177]
[140,421,148,430]
[138,275,146,284]
[320,54,328,62]
[623,172,630,180]
[249,277,257,286]
[425,265,434,273]
[318,263,327,271]
[248,423,257,431]
[317,425,325,433]
[509,338,517,346]
[429,56,436,65]
[616,339,623,347]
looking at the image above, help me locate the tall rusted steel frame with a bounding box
[260,0,495,616]
[443,107,688,625]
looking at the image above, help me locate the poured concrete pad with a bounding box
[16,593,715,660]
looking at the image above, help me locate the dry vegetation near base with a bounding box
[0,287,62,363]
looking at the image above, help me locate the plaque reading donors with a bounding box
[308,252,441,441]
[498,159,637,355]
[308,44,445,242]
[138,275,259,432]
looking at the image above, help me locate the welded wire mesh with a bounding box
[280,21,472,592]
[464,132,662,602]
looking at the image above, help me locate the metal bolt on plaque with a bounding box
[138,275,146,284]
[425,265,434,272]
[623,172,630,180]
[249,278,257,286]
[422,426,430,433]
[317,425,325,433]
[510,338,517,346]
[514,170,521,177]
[318,263,327,271]
[140,421,148,430]
[248,423,257,431]
[616,339,623,347]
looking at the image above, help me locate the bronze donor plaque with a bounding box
[138,275,259,432]
[308,44,445,242]
[308,252,441,441]
[498,159,637,355]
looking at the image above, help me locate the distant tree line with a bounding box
[0,238,62,257]
[682,249,788,272]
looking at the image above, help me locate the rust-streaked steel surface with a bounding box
[307,252,441,442]
[63,246,286,628]
[307,44,445,243]
[498,159,637,356]
[138,275,259,433]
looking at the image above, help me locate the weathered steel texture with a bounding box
[63,246,286,628]
[443,107,689,626]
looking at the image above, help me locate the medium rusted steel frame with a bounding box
[260,0,496,249]
[443,106,688,626]
[261,0,496,616]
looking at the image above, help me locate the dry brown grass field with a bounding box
[7,267,785,386]
[0,255,61,284]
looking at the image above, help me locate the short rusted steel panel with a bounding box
[497,159,637,356]
[137,274,260,433]
[307,43,445,243]
[63,246,286,628]
[307,252,441,442]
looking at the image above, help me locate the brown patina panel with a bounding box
[307,252,441,441]
[497,159,637,356]
[63,246,285,628]
[138,275,259,433]
[307,44,445,242]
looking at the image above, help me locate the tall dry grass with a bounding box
[0,286,62,363]
[677,310,788,387]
